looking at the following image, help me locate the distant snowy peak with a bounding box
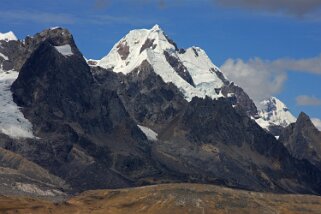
[256,97,296,129]
[98,24,226,101]
[0,31,17,41]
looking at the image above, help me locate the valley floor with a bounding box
[0,183,321,214]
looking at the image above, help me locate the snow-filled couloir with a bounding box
[0,69,35,138]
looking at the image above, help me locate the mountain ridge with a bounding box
[0,26,320,199]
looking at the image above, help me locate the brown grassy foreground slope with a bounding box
[1,183,321,214]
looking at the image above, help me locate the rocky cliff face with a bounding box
[8,28,162,192]
[0,27,81,72]
[280,112,321,170]
[221,82,258,117]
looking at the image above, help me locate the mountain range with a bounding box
[0,25,320,201]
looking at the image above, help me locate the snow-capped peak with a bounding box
[98,25,226,101]
[0,31,18,41]
[256,96,296,129]
[151,24,161,31]
[98,24,174,72]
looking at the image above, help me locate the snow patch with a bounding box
[54,44,73,57]
[0,70,35,138]
[255,117,271,130]
[15,182,64,196]
[0,31,17,41]
[138,125,158,141]
[0,52,8,61]
[50,26,61,30]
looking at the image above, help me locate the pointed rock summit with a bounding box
[297,112,314,126]
[280,112,321,169]
[151,24,161,31]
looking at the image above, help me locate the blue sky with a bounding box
[0,0,321,123]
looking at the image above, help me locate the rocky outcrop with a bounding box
[221,82,258,117]
[0,39,26,71]
[0,27,78,72]
[163,51,195,86]
[280,112,321,170]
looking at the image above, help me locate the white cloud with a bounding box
[220,55,321,103]
[271,55,321,74]
[311,118,321,131]
[296,95,321,106]
[220,58,287,103]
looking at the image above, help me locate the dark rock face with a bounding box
[152,97,321,193]
[192,47,199,57]
[11,41,94,133]
[140,39,156,53]
[0,27,78,72]
[93,60,187,132]
[164,34,179,51]
[280,112,321,170]
[0,40,26,71]
[8,30,163,192]
[163,51,195,86]
[117,41,130,60]
[221,82,258,117]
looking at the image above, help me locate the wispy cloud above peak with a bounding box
[215,0,321,17]
[0,10,159,27]
[0,10,75,25]
[296,95,321,106]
